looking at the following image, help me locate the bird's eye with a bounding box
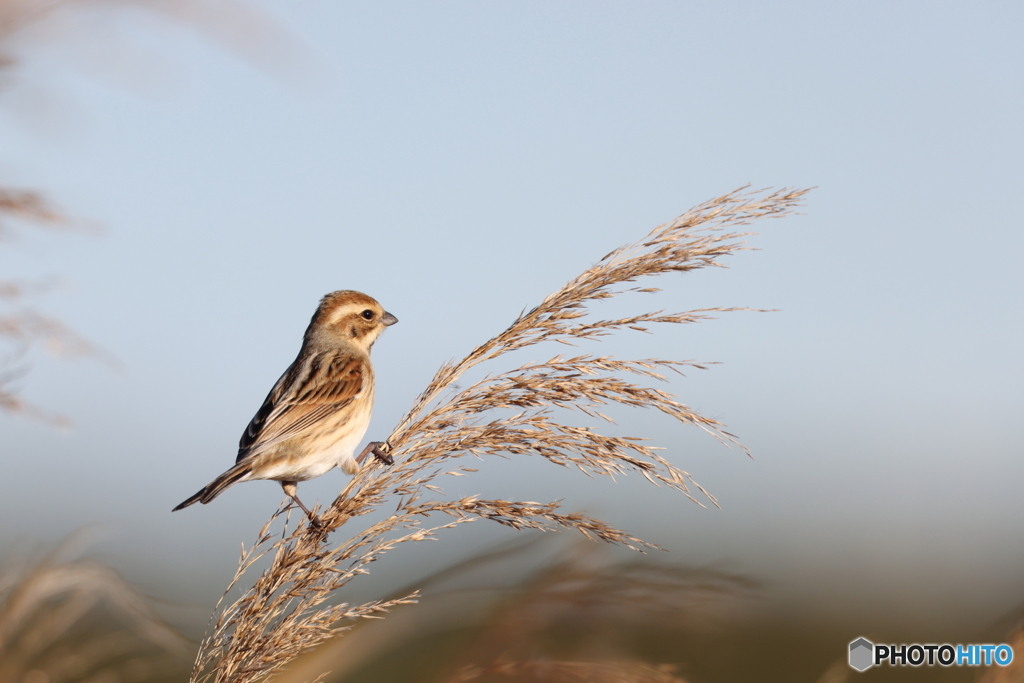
[361,309,374,320]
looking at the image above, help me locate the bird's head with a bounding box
[307,290,398,351]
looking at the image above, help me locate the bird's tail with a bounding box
[172,464,251,511]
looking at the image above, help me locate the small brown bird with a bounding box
[173,290,397,523]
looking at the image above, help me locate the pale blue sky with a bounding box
[2,1,1022,630]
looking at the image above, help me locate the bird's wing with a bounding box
[236,350,366,463]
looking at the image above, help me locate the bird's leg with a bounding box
[281,481,322,529]
[355,440,394,466]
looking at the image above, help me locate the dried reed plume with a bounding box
[191,186,810,683]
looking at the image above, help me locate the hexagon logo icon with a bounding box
[849,637,874,672]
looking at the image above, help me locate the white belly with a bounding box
[253,401,372,482]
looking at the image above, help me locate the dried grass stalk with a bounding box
[190,186,810,683]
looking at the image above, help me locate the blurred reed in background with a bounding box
[4,533,1021,683]
[0,0,302,421]
[267,535,1024,683]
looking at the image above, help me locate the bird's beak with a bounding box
[381,311,398,326]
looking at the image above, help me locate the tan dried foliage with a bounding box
[189,186,811,683]
[0,539,190,683]
[0,189,62,228]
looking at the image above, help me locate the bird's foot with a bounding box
[282,481,325,531]
[356,440,394,466]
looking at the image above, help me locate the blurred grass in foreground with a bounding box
[275,537,1024,683]
[3,535,1024,682]
[0,537,190,683]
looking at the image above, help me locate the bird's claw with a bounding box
[371,441,394,465]
[357,440,394,466]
